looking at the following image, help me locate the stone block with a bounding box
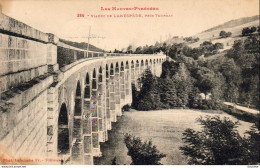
[0,76,7,93]
[0,49,8,61]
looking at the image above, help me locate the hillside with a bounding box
[163,15,259,51]
[60,39,105,52]
[202,15,259,33]
[188,15,259,49]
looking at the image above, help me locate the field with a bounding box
[94,109,252,165]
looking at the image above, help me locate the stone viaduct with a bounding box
[0,10,166,164]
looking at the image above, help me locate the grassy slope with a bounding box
[94,109,252,165]
[202,15,259,33]
[188,18,259,49]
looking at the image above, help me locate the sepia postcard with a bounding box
[0,0,259,167]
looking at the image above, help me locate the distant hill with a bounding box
[202,15,259,33]
[60,39,104,52]
[187,15,259,49]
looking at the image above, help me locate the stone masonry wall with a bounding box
[0,11,52,95]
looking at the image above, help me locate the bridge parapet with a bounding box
[0,11,59,96]
[0,12,48,43]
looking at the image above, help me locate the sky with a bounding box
[0,0,259,51]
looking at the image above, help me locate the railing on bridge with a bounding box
[57,41,163,70]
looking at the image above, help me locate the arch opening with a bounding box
[115,62,119,73]
[85,73,90,85]
[74,81,82,116]
[92,69,97,89]
[110,64,114,75]
[126,61,129,69]
[136,60,139,67]
[98,67,102,82]
[85,73,90,98]
[120,62,124,71]
[58,103,70,155]
[131,60,134,68]
[145,60,148,66]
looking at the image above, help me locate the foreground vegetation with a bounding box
[109,114,259,165]
[180,115,260,165]
[124,134,166,165]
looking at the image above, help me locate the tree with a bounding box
[206,57,241,102]
[225,36,260,108]
[227,32,232,37]
[124,134,166,165]
[127,45,133,54]
[195,67,216,99]
[220,31,232,38]
[161,61,179,78]
[214,42,224,50]
[219,31,227,38]
[244,124,260,164]
[135,46,143,54]
[242,27,255,36]
[135,69,162,110]
[250,26,257,33]
[180,116,249,165]
[242,27,250,36]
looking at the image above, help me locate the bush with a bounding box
[180,116,258,165]
[199,99,221,110]
[219,31,232,38]
[122,104,131,112]
[180,116,248,165]
[124,134,166,165]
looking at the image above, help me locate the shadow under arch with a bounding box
[110,63,114,75]
[84,73,90,99]
[120,61,124,71]
[74,81,82,116]
[58,103,70,155]
[115,62,119,73]
[92,69,97,89]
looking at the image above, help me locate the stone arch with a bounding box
[58,103,70,154]
[110,63,114,75]
[145,59,148,66]
[131,60,134,68]
[150,59,152,65]
[120,61,124,71]
[85,73,90,85]
[115,62,119,73]
[98,66,103,83]
[157,58,159,63]
[131,60,135,84]
[136,60,139,67]
[125,61,129,69]
[84,73,91,99]
[92,69,97,89]
[74,81,82,116]
[106,64,109,78]
[141,60,144,66]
